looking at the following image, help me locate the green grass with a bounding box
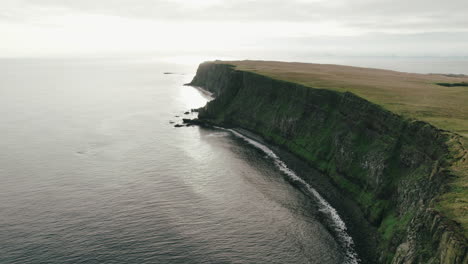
[436,82,468,87]
[436,136,468,237]
[379,212,413,241]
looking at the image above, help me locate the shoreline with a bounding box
[229,127,377,263]
[183,103,378,263]
[185,60,467,263]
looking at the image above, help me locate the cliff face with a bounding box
[189,62,467,264]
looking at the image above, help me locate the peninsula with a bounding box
[188,60,468,263]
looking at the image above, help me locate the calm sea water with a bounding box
[0,58,352,264]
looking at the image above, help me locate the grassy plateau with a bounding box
[213,60,468,236]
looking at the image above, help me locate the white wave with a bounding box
[227,129,361,264]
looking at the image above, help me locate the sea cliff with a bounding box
[188,61,467,263]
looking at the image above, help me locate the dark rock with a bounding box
[182,118,210,127]
[184,111,190,115]
[183,118,195,124]
[173,124,184,127]
[441,74,467,78]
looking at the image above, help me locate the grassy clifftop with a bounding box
[215,60,468,138]
[190,61,467,263]
[211,60,468,236]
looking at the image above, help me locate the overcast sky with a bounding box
[1,0,468,59]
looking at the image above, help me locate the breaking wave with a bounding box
[228,129,361,264]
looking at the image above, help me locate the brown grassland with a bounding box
[219,60,468,137]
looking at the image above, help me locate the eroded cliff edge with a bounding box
[188,62,467,263]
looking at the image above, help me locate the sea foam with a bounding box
[227,129,361,264]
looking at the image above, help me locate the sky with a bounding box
[1,0,468,59]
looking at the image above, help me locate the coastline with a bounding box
[184,61,467,263]
[231,127,378,263]
[184,95,378,263]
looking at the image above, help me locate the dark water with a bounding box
[0,58,357,264]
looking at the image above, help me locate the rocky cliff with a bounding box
[188,62,467,263]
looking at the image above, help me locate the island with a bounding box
[187,60,467,263]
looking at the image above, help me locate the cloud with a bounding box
[0,0,467,57]
[9,0,465,32]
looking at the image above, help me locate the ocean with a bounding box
[0,58,353,264]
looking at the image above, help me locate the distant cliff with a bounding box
[188,61,467,264]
